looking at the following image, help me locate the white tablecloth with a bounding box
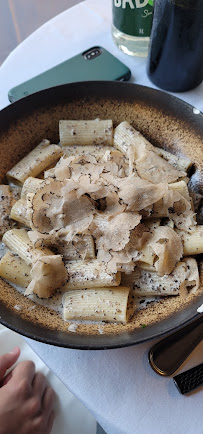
[0,1,203,433]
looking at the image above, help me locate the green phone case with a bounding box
[8,47,131,102]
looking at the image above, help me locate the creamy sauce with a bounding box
[67,323,78,332]
[14,304,22,311]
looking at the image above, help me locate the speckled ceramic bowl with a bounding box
[0,82,202,349]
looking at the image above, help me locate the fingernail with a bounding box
[9,347,20,355]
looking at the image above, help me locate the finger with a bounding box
[32,388,55,434]
[32,409,55,434]
[7,361,36,400]
[42,386,55,413]
[32,372,46,401]
[47,410,55,434]
[0,370,13,387]
[12,360,35,386]
[0,347,20,381]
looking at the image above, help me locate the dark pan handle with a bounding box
[148,314,203,376]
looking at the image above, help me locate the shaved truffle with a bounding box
[97,212,141,252]
[25,255,68,298]
[30,179,95,235]
[23,122,198,296]
[180,258,200,296]
[136,150,186,184]
[116,174,168,211]
[149,226,183,276]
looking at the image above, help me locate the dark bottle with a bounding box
[147,0,203,92]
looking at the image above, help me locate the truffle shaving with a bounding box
[25,254,68,298]
[97,212,141,252]
[116,174,168,211]
[136,149,186,184]
[149,226,183,276]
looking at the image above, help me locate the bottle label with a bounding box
[112,0,154,37]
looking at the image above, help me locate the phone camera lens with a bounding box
[83,47,102,60]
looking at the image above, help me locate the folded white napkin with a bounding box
[0,1,202,433]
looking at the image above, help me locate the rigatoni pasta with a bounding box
[59,119,113,146]
[0,252,31,287]
[7,140,62,185]
[0,118,202,328]
[21,177,44,198]
[10,198,30,227]
[63,260,121,290]
[2,229,54,265]
[63,287,130,323]
[121,259,199,297]
[113,121,187,183]
[177,227,203,256]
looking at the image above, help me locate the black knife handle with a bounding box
[148,314,203,376]
[173,363,203,394]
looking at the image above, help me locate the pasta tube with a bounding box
[63,286,130,323]
[135,262,155,272]
[62,145,113,158]
[7,140,62,185]
[0,185,16,237]
[25,254,68,299]
[121,259,199,296]
[138,244,155,266]
[169,180,190,201]
[10,198,30,227]
[0,252,31,287]
[177,227,203,256]
[21,177,44,198]
[114,121,143,156]
[121,268,182,296]
[114,121,191,171]
[63,260,121,290]
[155,148,191,172]
[59,119,113,146]
[2,229,54,265]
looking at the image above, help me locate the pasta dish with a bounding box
[0,119,202,329]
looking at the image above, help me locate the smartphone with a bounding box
[8,46,131,103]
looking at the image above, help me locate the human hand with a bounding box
[0,347,55,434]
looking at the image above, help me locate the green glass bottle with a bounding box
[112,0,154,57]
